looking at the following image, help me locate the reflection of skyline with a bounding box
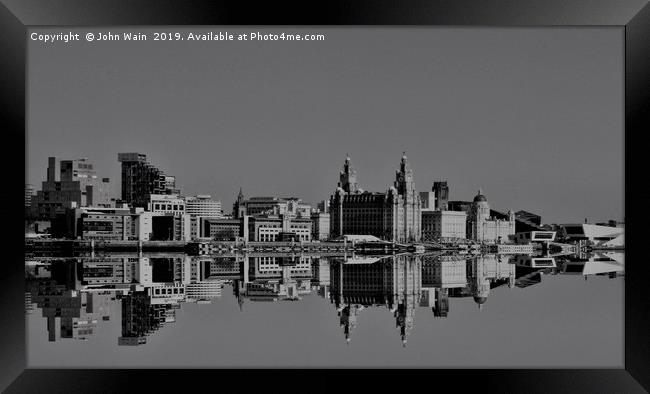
[25,251,624,346]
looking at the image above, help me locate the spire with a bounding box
[402,151,407,161]
[237,187,244,201]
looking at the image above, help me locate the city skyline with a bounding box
[28,27,623,224]
[27,150,623,226]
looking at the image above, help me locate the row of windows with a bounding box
[154,203,184,211]
[153,287,185,295]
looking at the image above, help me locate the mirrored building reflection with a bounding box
[25,250,624,347]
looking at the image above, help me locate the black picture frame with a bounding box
[2,1,648,392]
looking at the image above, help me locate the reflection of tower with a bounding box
[468,257,491,310]
[390,254,421,346]
[394,303,414,347]
[432,181,449,211]
[338,155,359,193]
[432,288,449,317]
[339,304,358,344]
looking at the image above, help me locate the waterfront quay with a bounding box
[25,238,454,256]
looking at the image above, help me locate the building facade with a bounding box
[467,190,515,243]
[247,215,312,242]
[329,154,422,243]
[233,191,311,219]
[422,210,467,241]
[311,212,331,241]
[185,195,222,217]
[118,153,178,208]
[147,194,186,216]
[32,157,113,219]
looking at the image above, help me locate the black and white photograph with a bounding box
[23,26,625,367]
[2,1,649,391]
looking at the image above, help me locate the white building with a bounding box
[185,195,223,217]
[148,194,186,216]
[561,223,624,246]
[422,210,467,240]
[467,190,515,244]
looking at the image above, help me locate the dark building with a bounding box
[329,154,422,242]
[432,181,449,211]
[447,200,472,212]
[118,153,178,208]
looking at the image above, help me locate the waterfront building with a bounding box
[148,194,186,216]
[560,223,624,246]
[185,195,224,239]
[185,195,223,217]
[118,153,178,208]
[53,206,141,240]
[151,214,192,241]
[311,211,330,241]
[233,190,311,219]
[201,218,242,241]
[32,157,112,219]
[329,154,422,243]
[421,210,467,241]
[247,215,312,242]
[200,215,312,242]
[467,190,515,244]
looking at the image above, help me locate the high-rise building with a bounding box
[329,154,422,243]
[118,153,178,208]
[32,157,112,219]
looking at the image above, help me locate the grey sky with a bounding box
[27,27,623,224]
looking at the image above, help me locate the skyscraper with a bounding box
[118,153,178,208]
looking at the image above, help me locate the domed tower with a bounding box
[470,189,491,241]
[338,155,359,194]
[472,189,491,221]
